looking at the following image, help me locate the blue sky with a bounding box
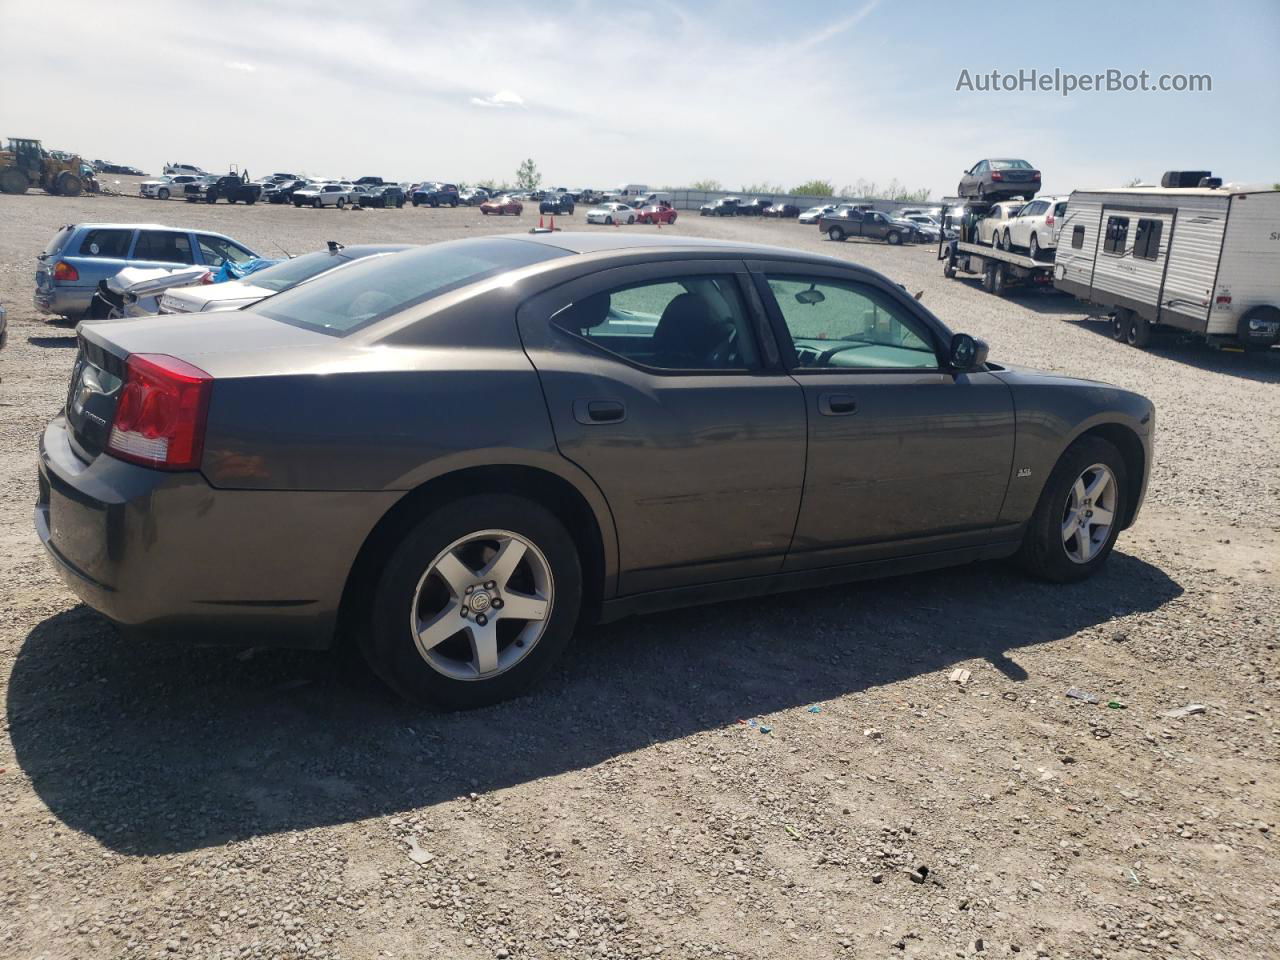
[2,0,1276,197]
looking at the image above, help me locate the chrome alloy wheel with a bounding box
[1061,463,1117,564]
[409,529,553,681]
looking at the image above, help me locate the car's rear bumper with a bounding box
[36,415,399,649]
[34,286,93,317]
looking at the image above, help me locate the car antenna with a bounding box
[270,239,294,259]
[326,240,345,254]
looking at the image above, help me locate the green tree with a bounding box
[689,178,722,191]
[515,158,541,191]
[792,179,835,197]
[741,181,785,194]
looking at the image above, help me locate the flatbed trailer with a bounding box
[936,198,1055,295]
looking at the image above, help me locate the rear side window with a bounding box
[1071,225,1085,249]
[1103,216,1129,254]
[77,228,132,258]
[552,276,758,371]
[1134,219,1163,261]
[135,230,194,264]
[256,237,568,335]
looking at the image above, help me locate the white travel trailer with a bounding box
[1053,176,1280,350]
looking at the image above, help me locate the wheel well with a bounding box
[336,465,607,647]
[1076,423,1145,529]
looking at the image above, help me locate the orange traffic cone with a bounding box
[538,215,545,228]
[549,215,556,231]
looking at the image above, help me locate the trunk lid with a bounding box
[66,311,339,462]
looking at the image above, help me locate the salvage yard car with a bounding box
[293,183,350,208]
[412,182,461,207]
[820,207,918,244]
[958,158,1041,201]
[35,233,1153,710]
[1001,196,1067,258]
[479,195,523,216]
[159,244,411,314]
[34,223,258,320]
[635,204,677,225]
[700,197,743,217]
[586,202,637,224]
[798,204,836,224]
[539,192,576,216]
[139,174,204,200]
[184,175,261,204]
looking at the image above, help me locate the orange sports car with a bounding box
[480,195,523,216]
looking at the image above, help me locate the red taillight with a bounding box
[1216,295,1232,304]
[1045,213,1055,226]
[107,354,213,471]
[53,261,79,282]
[990,171,1004,181]
[198,271,214,285]
[1031,171,1041,180]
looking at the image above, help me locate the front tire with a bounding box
[157,187,170,200]
[887,231,902,245]
[337,197,346,208]
[604,216,613,225]
[362,494,582,709]
[313,197,322,208]
[1018,436,1127,582]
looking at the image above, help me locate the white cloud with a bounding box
[224,61,256,72]
[470,90,524,109]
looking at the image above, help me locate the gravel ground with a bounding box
[1,183,1277,960]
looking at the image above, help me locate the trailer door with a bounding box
[1160,208,1227,333]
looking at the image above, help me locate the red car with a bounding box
[636,204,677,225]
[480,196,523,216]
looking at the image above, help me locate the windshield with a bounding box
[245,250,362,293]
[256,238,568,335]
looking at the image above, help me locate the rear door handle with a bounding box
[817,393,858,416]
[573,399,626,425]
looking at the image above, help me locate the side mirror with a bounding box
[949,333,989,371]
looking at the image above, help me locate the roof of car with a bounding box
[502,231,842,262]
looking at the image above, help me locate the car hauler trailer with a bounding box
[937,199,1055,295]
[1052,176,1280,350]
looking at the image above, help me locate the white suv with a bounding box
[292,183,351,208]
[1002,196,1069,258]
[139,174,204,200]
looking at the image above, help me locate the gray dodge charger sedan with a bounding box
[37,233,1153,709]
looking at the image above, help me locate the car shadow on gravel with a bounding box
[8,551,1181,856]
[26,335,78,348]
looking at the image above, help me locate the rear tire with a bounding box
[362,494,582,710]
[1126,312,1151,348]
[337,197,345,208]
[1017,436,1127,583]
[827,226,845,242]
[1111,309,1129,341]
[991,265,1005,296]
[982,264,997,293]
[943,259,956,279]
[1029,234,1041,260]
[1002,228,1011,250]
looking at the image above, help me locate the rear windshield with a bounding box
[256,238,568,335]
[990,159,1032,170]
[44,225,76,257]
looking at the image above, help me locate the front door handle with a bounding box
[573,399,626,425]
[817,393,858,416]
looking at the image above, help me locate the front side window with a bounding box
[197,235,253,267]
[766,276,937,370]
[77,228,132,258]
[135,230,194,264]
[552,275,758,371]
[1103,216,1130,254]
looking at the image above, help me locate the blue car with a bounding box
[34,223,259,321]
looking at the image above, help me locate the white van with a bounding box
[616,183,650,200]
[163,162,207,177]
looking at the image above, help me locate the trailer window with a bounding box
[1071,225,1085,249]
[1134,219,1163,261]
[1103,216,1129,255]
